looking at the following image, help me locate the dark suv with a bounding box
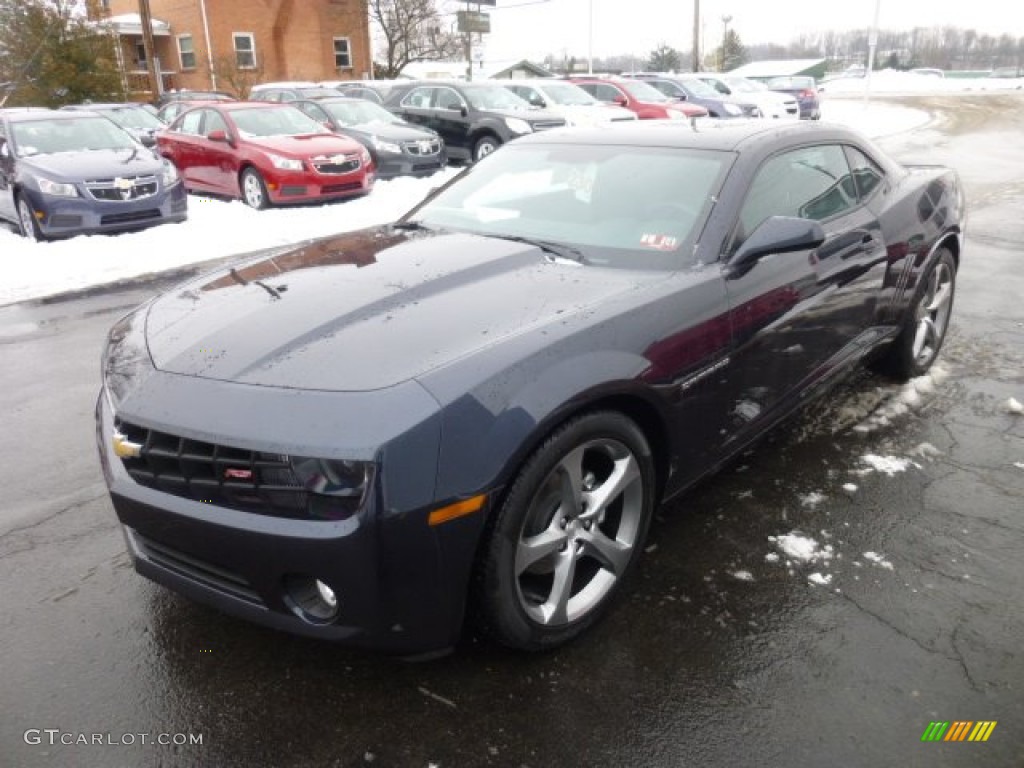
[0,109,186,240]
[383,81,565,162]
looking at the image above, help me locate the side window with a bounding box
[204,110,228,135]
[575,83,597,97]
[594,84,623,103]
[738,145,858,245]
[401,87,433,109]
[178,109,204,136]
[298,102,327,123]
[845,146,885,201]
[434,88,464,110]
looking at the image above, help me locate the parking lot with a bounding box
[1,92,1023,767]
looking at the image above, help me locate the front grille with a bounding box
[101,210,161,226]
[116,421,309,519]
[321,182,363,194]
[313,156,360,175]
[403,138,442,156]
[133,531,263,605]
[530,120,565,131]
[85,175,158,202]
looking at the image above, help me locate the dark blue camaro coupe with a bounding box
[97,120,963,654]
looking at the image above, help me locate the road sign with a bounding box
[457,10,491,34]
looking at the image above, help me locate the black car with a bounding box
[383,80,566,162]
[292,97,446,179]
[60,102,167,147]
[97,121,963,655]
[627,73,760,118]
[0,109,186,240]
[326,80,399,105]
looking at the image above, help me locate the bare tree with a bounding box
[368,0,463,79]
[208,54,264,99]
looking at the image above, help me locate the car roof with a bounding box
[512,119,863,152]
[3,109,101,123]
[61,103,150,111]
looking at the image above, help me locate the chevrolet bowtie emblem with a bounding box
[112,432,143,459]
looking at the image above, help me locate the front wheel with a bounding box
[240,167,270,209]
[473,135,501,162]
[477,411,655,650]
[17,196,44,241]
[876,248,956,380]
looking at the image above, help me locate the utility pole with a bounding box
[137,0,161,100]
[720,14,731,72]
[692,0,700,72]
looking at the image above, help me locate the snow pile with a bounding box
[1007,397,1024,414]
[730,570,755,582]
[770,532,834,565]
[858,454,921,476]
[819,70,1024,95]
[799,491,827,507]
[807,572,833,586]
[862,551,895,570]
[852,364,951,435]
[0,168,460,306]
[841,483,858,494]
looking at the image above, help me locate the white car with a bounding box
[495,79,638,127]
[695,74,799,119]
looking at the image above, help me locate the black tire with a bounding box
[473,135,501,162]
[240,167,270,209]
[16,195,44,241]
[875,248,956,380]
[477,411,655,650]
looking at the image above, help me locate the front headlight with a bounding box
[267,153,304,171]
[372,136,402,154]
[160,159,179,186]
[291,457,375,519]
[723,103,743,116]
[37,177,78,198]
[504,117,533,135]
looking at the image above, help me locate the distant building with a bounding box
[728,58,828,81]
[90,0,371,99]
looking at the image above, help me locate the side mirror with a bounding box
[0,139,8,159]
[729,216,825,270]
[459,105,468,118]
[207,129,233,145]
[613,96,628,107]
[529,95,546,108]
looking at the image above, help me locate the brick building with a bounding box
[92,0,372,98]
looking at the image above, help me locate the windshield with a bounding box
[678,78,719,97]
[103,107,165,131]
[230,106,330,138]
[405,142,731,270]
[724,77,766,93]
[323,100,402,127]
[11,116,138,156]
[620,80,673,103]
[538,82,599,106]
[465,86,531,111]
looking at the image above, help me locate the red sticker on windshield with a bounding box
[640,234,679,251]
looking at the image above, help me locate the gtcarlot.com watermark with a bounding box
[24,729,203,747]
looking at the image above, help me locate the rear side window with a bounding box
[737,144,858,245]
[401,88,434,109]
[844,146,885,201]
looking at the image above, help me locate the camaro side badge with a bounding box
[678,356,731,393]
[111,432,143,459]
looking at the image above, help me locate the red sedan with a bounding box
[567,77,708,119]
[157,102,374,209]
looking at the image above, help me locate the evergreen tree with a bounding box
[0,0,122,107]
[647,43,682,72]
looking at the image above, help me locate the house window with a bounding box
[135,41,147,69]
[233,33,256,69]
[333,37,352,69]
[177,34,196,70]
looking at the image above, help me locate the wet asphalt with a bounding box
[1,93,1023,768]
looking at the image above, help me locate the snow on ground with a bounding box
[0,168,459,306]
[858,454,921,476]
[819,70,1024,95]
[769,532,834,565]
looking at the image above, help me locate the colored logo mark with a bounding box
[921,721,997,742]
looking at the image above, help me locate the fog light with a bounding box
[284,574,340,623]
[316,579,337,609]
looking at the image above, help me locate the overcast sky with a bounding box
[472,0,1024,63]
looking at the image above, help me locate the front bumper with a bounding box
[95,381,479,654]
[374,149,447,180]
[264,166,375,205]
[30,182,187,237]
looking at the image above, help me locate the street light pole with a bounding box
[137,0,161,100]
[720,14,731,72]
[692,0,700,72]
[864,0,882,104]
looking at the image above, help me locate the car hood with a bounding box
[241,133,361,157]
[345,122,437,142]
[20,148,164,180]
[144,228,655,391]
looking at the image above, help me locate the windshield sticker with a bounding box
[640,233,680,251]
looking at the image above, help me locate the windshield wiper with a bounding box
[391,220,433,231]
[485,234,586,264]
